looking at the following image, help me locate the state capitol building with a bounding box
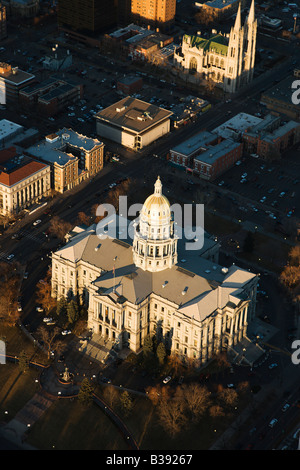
[51,177,258,365]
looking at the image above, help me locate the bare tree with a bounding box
[76,211,90,226]
[217,387,238,408]
[209,404,225,417]
[180,383,212,422]
[157,396,187,438]
[0,261,21,326]
[36,325,63,360]
[36,269,56,313]
[49,215,73,240]
[280,265,300,289]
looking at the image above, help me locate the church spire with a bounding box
[233,2,242,31]
[247,0,255,24]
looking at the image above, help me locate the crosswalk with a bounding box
[13,229,45,243]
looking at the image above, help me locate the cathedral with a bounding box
[51,177,258,365]
[173,0,257,93]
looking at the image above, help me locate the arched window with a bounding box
[189,56,197,72]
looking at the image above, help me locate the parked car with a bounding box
[33,219,41,226]
[163,376,172,384]
[36,306,43,312]
[269,418,278,428]
[43,317,53,323]
[61,330,71,336]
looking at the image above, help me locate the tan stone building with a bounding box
[51,177,258,366]
[27,128,104,193]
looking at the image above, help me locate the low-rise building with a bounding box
[117,76,143,95]
[261,76,300,120]
[19,77,83,117]
[196,0,246,22]
[0,62,35,104]
[26,129,104,193]
[94,97,172,150]
[169,130,242,180]
[42,46,72,71]
[242,114,300,158]
[0,147,51,216]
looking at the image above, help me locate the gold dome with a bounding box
[141,176,170,222]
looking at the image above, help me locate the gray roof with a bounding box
[27,128,103,166]
[54,215,256,320]
[95,97,173,134]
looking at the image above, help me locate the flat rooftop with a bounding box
[27,128,103,166]
[0,63,34,85]
[204,0,240,9]
[194,138,241,165]
[261,76,298,105]
[95,97,173,134]
[171,131,215,156]
[0,119,23,140]
[213,113,262,139]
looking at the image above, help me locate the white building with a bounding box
[174,0,257,93]
[94,97,172,150]
[51,177,258,365]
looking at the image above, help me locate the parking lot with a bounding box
[213,146,299,224]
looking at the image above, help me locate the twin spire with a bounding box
[233,0,255,31]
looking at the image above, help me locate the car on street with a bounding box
[43,317,53,323]
[260,196,266,203]
[61,329,71,335]
[33,219,41,226]
[282,403,290,412]
[163,376,172,384]
[269,418,278,428]
[7,254,14,260]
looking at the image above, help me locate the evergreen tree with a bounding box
[67,299,79,324]
[120,390,133,417]
[78,378,94,407]
[156,342,166,366]
[57,297,67,317]
[18,350,29,373]
[143,335,153,357]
